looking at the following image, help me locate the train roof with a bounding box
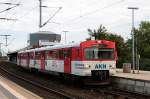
[18,40,115,54]
[18,42,80,53]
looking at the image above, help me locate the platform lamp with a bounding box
[128,7,139,74]
[63,31,69,44]
[0,43,2,57]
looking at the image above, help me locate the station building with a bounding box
[8,31,61,63]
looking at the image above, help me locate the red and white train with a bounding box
[17,40,117,85]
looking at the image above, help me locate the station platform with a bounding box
[111,69,150,95]
[113,69,150,81]
[0,75,42,99]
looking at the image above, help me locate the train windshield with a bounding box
[84,48,114,60]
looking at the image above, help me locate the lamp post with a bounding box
[128,7,139,73]
[0,43,2,57]
[63,31,68,44]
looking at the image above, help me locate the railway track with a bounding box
[0,65,79,99]
[0,61,150,99]
[88,85,150,99]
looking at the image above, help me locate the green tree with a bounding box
[135,21,150,57]
[134,21,150,70]
[87,24,107,40]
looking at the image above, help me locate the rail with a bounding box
[0,66,75,99]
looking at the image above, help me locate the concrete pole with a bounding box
[128,7,139,74]
[63,31,68,44]
[0,43,2,57]
[39,0,42,28]
[0,35,11,47]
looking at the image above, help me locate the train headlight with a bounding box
[109,64,114,69]
[84,64,91,69]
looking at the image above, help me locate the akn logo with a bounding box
[95,64,106,69]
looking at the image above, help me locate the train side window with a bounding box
[35,52,41,60]
[25,53,27,59]
[26,53,28,59]
[59,50,63,59]
[48,51,53,59]
[40,51,45,59]
[23,54,25,59]
[63,50,67,59]
[21,54,23,59]
[45,51,52,59]
[20,54,22,59]
[53,50,59,59]
[68,49,71,58]
[45,51,49,59]
[29,53,33,59]
[63,49,71,59]
[22,54,24,59]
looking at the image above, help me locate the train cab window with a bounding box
[84,48,94,59]
[84,48,114,60]
[98,49,114,59]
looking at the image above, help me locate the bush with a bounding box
[139,58,150,71]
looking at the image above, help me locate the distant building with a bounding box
[8,31,61,63]
[28,31,61,48]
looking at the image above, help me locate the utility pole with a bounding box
[0,35,11,47]
[63,31,68,44]
[38,0,62,29]
[0,43,2,57]
[39,0,42,28]
[128,7,139,74]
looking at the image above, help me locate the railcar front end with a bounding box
[71,40,117,85]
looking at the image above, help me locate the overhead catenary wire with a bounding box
[17,0,47,21]
[0,4,20,14]
[0,0,18,19]
[41,7,62,28]
[0,1,20,21]
[17,5,39,20]
[63,0,125,24]
[7,0,22,18]
[81,0,125,17]
[0,2,20,5]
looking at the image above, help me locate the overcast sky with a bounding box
[0,0,150,52]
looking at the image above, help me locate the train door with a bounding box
[19,54,22,65]
[64,48,71,74]
[26,53,29,68]
[40,51,45,71]
[18,54,21,65]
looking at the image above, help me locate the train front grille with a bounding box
[91,70,109,80]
